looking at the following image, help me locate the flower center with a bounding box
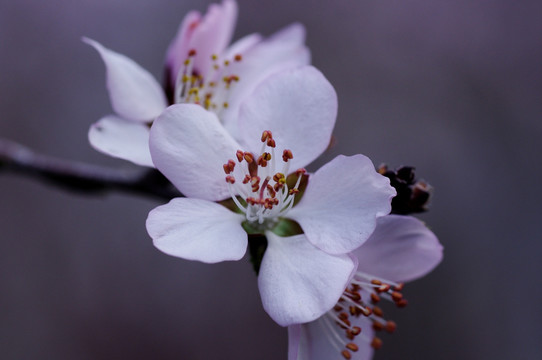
[223,130,305,229]
[323,271,407,359]
[174,49,242,116]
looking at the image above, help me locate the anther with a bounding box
[295,168,306,176]
[371,337,383,350]
[385,321,397,333]
[188,49,197,57]
[267,138,276,148]
[243,152,254,163]
[234,54,242,62]
[371,293,381,303]
[282,149,293,162]
[346,343,359,352]
[351,326,361,335]
[261,130,272,142]
[372,306,383,317]
[391,291,403,301]
[396,299,408,308]
[225,176,235,184]
[341,350,352,359]
[236,150,244,162]
[223,160,236,174]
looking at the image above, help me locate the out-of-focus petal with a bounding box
[149,104,240,201]
[165,10,202,87]
[355,215,443,283]
[289,155,396,255]
[258,232,354,326]
[238,66,337,170]
[146,197,246,263]
[88,115,153,167]
[222,23,311,136]
[83,38,167,122]
[188,0,238,74]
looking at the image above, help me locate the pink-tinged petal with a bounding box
[238,66,337,171]
[88,115,153,167]
[289,316,374,360]
[258,232,355,326]
[222,23,311,136]
[149,104,241,201]
[354,215,443,283]
[289,155,396,255]
[146,197,246,263]
[83,38,167,122]
[188,0,238,74]
[165,10,202,87]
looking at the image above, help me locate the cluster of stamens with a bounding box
[174,49,242,114]
[324,272,407,359]
[223,131,305,226]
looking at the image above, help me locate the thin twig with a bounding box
[0,138,182,200]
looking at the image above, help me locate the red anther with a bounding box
[273,183,283,192]
[244,152,254,163]
[257,156,267,167]
[372,321,384,331]
[370,337,383,350]
[359,306,372,317]
[370,293,381,303]
[273,172,285,183]
[267,138,276,148]
[393,283,404,291]
[349,306,356,316]
[391,291,403,301]
[351,326,361,335]
[333,305,343,312]
[236,150,244,162]
[372,306,383,317]
[234,54,242,62]
[282,149,293,162]
[231,75,240,82]
[346,329,355,340]
[289,188,300,195]
[385,321,397,333]
[188,49,197,56]
[225,176,235,184]
[223,164,230,174]
[341,350,352,359]
[261,130,272,142]
[295,168,306,176]
[370,279,382,286]
[346,343,359,352]
[242,175,251,184]
[338,312,349,320]
[345,291,361,302]
[396,299,408,308]
[377,284,391,293]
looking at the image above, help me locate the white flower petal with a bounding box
[146,197,246,263]
[88,115,153,167]
[289,155,396,255]
[149,104,241,201]
[83,38,167,122]
[238,66,337,171]
[258,232,354,326]
[354,215,443,283]
[222,23,311,137]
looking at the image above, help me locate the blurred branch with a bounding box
[0,138,181,200]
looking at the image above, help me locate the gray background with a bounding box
[1,0,541,359]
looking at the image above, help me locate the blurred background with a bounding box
[1,0,541,359]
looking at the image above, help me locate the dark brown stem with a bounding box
[0,138,181,200]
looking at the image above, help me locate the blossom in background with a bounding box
[288,215,443,360]
[145,65,396,326]
[84,0,309,166]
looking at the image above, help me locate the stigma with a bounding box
[223,131,305,227]
[322,271,407,359]
[174,49,242,115]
